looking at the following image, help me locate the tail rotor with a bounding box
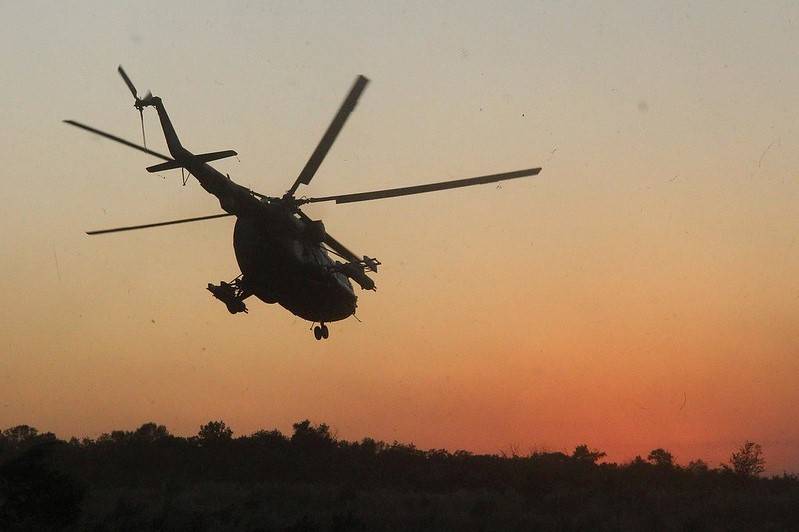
[117,65,151,148]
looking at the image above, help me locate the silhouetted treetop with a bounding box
[648,448,675,467]
[687,458,710,474]
[132,422,169,443]
[571,444,606,464]
[728,440,766,478]
[197,420,233,443]
[2,425,39,443]
[291,419,335,451]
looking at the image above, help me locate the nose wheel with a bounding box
[313,323,329,340]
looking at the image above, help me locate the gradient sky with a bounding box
[2,1,798,472]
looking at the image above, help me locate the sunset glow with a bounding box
[2,1,798,473]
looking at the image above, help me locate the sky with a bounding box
[1,1,798,472]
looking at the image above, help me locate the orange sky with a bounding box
[1,2,798,472]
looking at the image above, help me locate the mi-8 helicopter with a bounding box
[65,67,541,340]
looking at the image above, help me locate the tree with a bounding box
[2,425,39,444]
[647,448,674,467]
[250,429,287,446]
[133,422,169,443]
[291,420,335,452]
[687,459,709,474]
[571,444,606,464]
[358,437,385,455]
[0,426,56,453]
[96,430,130,445]
[197,421,233,444]
[728,441,765,478]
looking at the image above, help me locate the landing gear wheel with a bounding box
[321,324,329,339]
[313,326,322,340]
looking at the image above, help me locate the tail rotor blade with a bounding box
[118,65,139,99]
[139,108,147,149]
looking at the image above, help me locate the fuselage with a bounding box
[233,215,357,322]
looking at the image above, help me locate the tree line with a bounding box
[0,421,796,531]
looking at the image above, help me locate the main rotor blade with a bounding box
[286,75,370,197]
[302,167,542,205]
[118,65,139,99]
[86,213,233,235]
[63,120,171,161]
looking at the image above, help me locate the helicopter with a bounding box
[65,67,542,340]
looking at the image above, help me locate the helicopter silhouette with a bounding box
[65,67,541,340]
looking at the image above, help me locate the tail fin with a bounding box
[142,95,187,158]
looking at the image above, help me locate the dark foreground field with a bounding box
[1,421,797,531]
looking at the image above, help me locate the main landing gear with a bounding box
[313,323,329,340]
